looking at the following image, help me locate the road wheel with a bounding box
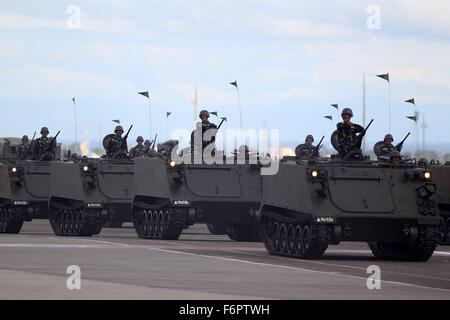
[279,223,288,253]
[272,222,280,252]
[294,225,304,257]
[286,224,295,254]
[302,225,311,252]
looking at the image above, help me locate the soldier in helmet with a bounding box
[129,136,146,159]
[144,139,151,152]
[336,108,364,157]
[390,151,402,166]
[373,134,397,158]
[190,110,218,152]
[33,127,56,161]
[295,135,319,158]
[17,135,31,160]
[418,158,428,168]
[105,126,128,159]
[144,139,160,158]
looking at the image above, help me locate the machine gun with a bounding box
[122,125,133,143]
[340,120,374,160]
[395,132,410,151]
[111,125,133,159]
[307,135,324,162]
[36,130,60,160]
[354,119,374,149]
[29,132,36,145]
[150,133,158,150]
[43,131,60,154]
[217,118,226,130]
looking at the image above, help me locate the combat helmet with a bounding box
[22,135,29,142]
[305,134,314,142]
[144,139,151,145]
[390,151,401,159]
[199,110,210,119]
[384,134,394,142]
[136,136,144,142]
[341,108,353,117]
[418,158,428,166]
[114,126,124,133]
[40,127,49,134]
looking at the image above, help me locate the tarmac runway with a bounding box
[0,220,449,300]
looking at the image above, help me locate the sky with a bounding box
[0,0,449,153]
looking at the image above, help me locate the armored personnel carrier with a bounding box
[0,137,60,233]
[132,151,263,241]
[258,156,440,261]
[48,157,134,236]
[429,162,450,244]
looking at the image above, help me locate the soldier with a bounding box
[129,136,146,159]
[144,139,151,152]
[17,135,31,160]
[105,126,128,159]
[390,151,402,166]
[295,135,319,158]
[33,127,56,161]
[190,110,218,151]
[418,158,428,168]
[143,139,158,158]
[373,134,394,158]
[336,108,364,157]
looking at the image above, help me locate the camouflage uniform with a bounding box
[336,109,364,156]
[33,127,55,161]
[378,134,397,156]
[295,135,319,157]
[106,126,128,159]
[379,143,395,156]
[17,135,31,160]
[190,110,217,151]
[129,136,146,159]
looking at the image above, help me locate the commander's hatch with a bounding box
[184,166,241,197]
[327,167,394,213]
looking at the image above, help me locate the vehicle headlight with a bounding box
[168,160,177,168]
[311,170,319,178]
[83,165,89,172]
[424,171,431,180]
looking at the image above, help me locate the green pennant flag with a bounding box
[405,98,415,105]
[376,73,390,82]
[210,111,218,117]
[230,81,238,88]
[112,120,120,124]
[324,116,333,121]
[138,91,149,98]
[406,116,417,122]
[331,104,338,110]
[221,117,227,122]
[166,112,172,118]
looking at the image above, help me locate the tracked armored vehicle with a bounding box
[0,137,60,233]
[132,153,263,241]
[258,156,440,261]
[48,157,134,236]
[429,162,450,245]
